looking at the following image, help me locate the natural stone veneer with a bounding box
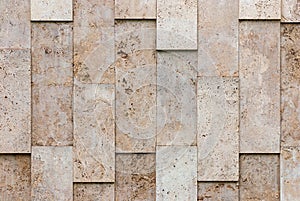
[239,0,281,19]
[197,182,239,201]
[115,0,156,19]
[282,0,300,22]
[74,183,114,201]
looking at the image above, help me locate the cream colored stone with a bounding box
[31,146,73,201]
[239,0,281,19]
[74,183,114,201]
[239,21,280,153]
[198,77,239,181]
[0,49,31,153]
[74,82,115,182]
[157,0,197,50]
[115,0,156,19]
[197,182,239,201]
[156,146,197,201]
[282,0,300,22]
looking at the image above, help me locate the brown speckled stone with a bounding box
[282,0,300,22]
[197,182,239,201]
[115,0,156,19]
[74,183,114,201]
[239,0,281,19]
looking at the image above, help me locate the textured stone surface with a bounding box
[156,146,197,200]
[239,0,281,19]
[115,0,156,19]
[0,49,31,153]
[282,0,300,22]
[157,51,197,146]
[74,0,115,84]
[115,20,156,153]
[239,21,280,153]
[198,0,238,76]
[0,0,30,48]
[198,77,239,181]
[31,146,73,201]
[240,154,280,201]
[32,23,73,146]
[0,155,31,200]
[116,154,155,201]
[197,182,239,201]
[74,183,114,201]
[157,0,197,50]
[31,0,73,21]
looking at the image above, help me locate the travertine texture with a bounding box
[156,146,197,200]
[239,0,281,19]
[240,155,280,201]
[0,155,31,200]
[198,0,238,76]
[74,183,114,201]
[282,0,300,22]
[31,146,73,201]
[0,49,31,153]
[32,23,73,146]
[115,20,156,153]
[239,21,280,153]
[157,0,197,50]
[31,0,73,21]
[157,51,197,146]
[198,77,239,181]
[74,82,115,182]
[74,0,115,84]
[197,182,239,201]
[115,0,156,19]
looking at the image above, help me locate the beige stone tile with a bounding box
[240,154,280,201]
[282,0,300,22]
[239,21,280,153]
[74,82,115,182]
[115,0,156,19]
[157,0,197,50]
[32,22,73,146]
[157,51,197,146]
[0,155,30,201]
[198,0,238,76]
[198,77,239,181]
[116,154,155,201]
[197,182,239,201]
[115,20,156,153]
[31,146,73,201]
[156,146,197,200]
[0,49,31,153]
[239,0,281,19]
[74,0,115,84]
[0,0,30,48]
[74,183,114,201]
[31,0,73,21]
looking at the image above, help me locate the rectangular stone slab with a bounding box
[239,21,280,153]
[157,0,197,50]
[0,49,31,153]
[74,183,114,201]
[157,51,197,146]
[282,0,300,22]
[74,82,115,182]
[115,0,156,19]
[31,146,73,201]
[239,0,281,19]
[197,77,239,181]
[197,182,239,201]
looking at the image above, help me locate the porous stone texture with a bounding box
[239,0,281,19]
[31,146,73,201]
[115,20,156,153]
[31,22,73,146]
[157,51,197,146]
[74,82,115,182]
[116,154,155,201]
[156,146,197,201]
[282,0,300,22]
[197,182,239,201]
[31,0,73,21]
[198,0,238,76]
[197,77,239,181]
[0,49,31,153]
[115,0,156,19]
[157,0,197,50]
[239,21,280,153]
[74,183,114,201]
[240,154,280,201]
[74,0,115,84]
[0,155,31,200]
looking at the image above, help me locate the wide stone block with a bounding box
[197,182,239,201]
[282,0,300,22]
[239,0,281,19]
[115,0,156,19]
[74,183,114,201]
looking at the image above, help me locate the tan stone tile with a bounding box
[239,0,281,19]
[197,182,239,201]
[0,155,30,201]
[282,0,300,22]
[116,154,155,201]
[0,49,31,153]
[74,183,114,201]
[157,0,197,50]
[74,82,115,182]
[197,77,239,181]
[74,0,115,84]
[240,154,280,201]
[31,146,73,201]
[115,0,156,19]
[239,21,280,153]
[198,0,238,76]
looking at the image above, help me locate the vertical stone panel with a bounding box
[239,0,281,19]
[74,183,114,201]
[282,0,300,22]
[197,182,239,201]
[115,0,156,19]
